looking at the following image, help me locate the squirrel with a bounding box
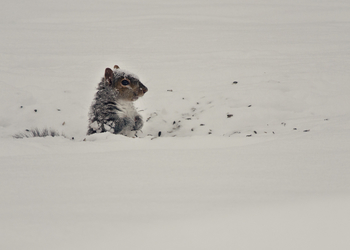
[13,65,147,139]
[87,65,148,137]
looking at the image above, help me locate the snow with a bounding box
[1,0,350,249]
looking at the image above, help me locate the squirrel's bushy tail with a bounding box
[13,128,61,139]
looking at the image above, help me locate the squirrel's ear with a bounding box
[105,68,114,85]
[114,65,120,69]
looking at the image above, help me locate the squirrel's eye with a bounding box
[121,79,130,86]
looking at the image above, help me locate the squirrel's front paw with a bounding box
[133,116,143,131]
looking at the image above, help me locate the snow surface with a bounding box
[1,0,350,249]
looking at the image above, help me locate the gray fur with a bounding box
[87,68,146,137]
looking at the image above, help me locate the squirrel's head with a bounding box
[104,65,148,101]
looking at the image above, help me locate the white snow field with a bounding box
[1,0,350,249]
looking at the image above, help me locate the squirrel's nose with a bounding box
[140,83,148,94]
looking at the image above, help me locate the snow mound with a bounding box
[140,79,330,138]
